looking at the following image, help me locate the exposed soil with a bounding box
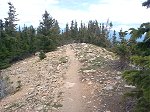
[0,43,134,112]
[60,45,85,112]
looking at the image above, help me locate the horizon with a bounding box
[0,0,149,31]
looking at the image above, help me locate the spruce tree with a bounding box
[112,30,117,47]
[122,2,150,111]
[4,2,18,36]
[37,11,59,52]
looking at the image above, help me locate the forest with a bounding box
[0,0,150,112]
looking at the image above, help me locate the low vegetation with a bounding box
[39,50,46,60]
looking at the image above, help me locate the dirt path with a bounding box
[60,45,85,112]
[0,43,129,112]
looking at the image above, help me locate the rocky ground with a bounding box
[73,43,135,112]
[0,43,135,112]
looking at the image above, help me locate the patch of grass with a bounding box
[39,50,46,60]
[52,103,63,108]
[4,102,24,110]
[89,57,107,68]
[59,56,68,63]
[5,76,10,81]
[15,80,22,92]
[58,92,63,97]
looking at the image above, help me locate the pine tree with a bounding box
[112,30,117,47]
[37,11,59,52]
[142,0,150,8]
[74,21,78,40]
[122,2,150,111]
[0,19,4,39]
[114,29,130,69]
[38,11,55,36]
[65,23,70,40]
[78,21,84,42]
[4,2,18,36]
[70,20,75,40]
[0,2,19,68]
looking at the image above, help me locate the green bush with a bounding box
[39,50,46,60]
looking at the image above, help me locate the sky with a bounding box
[0,0,150,31]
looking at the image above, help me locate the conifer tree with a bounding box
[142,0,150,8]
[122,2,150,111]
[114,29,130,69]
[112,30,117,46]
[65,23,70,39]
[37,11,59,52]
[4,2,18,36]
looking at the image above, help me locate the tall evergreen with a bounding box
[37,10,59,52]
[122,2,150,111]
[112,30,117,47]
[4,2,18,36]
[65,23,70,39]
[117,29,130,69]
[142,0,150,8]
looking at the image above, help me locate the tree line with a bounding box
[0,2,113,69]
[113,1,150,111]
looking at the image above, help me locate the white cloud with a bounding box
[88,0,150,25]
[0,0,60,26]
[0,0,149,31]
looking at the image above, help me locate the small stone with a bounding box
[105,85,113,90]
[124,84,136,88]
[36,105,43,111]
[87,101,91,104]
[93,106,97,108]
[88,81,92,85]
[64,82,75,89]
[82,96,86,99]
[106,111,111,112]
[91,77,94,80]
[81,43,86,45]
[117,71,121,75]
[81,79,85,82]
[115,76,122,80]
[86,78,90,81]
[99,81,103,84]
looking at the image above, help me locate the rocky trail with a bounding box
[60,45,84,112]
[0,43,134,112]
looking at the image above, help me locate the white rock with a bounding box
[81,43,86,45]
[87,101,91,104]
[88,81,92,85]
[105,85,113,90]
[83,69,96,73]
[124,84,136,89]
[82,96,86,99]
[117,71,122,75]
[115,76,122,80]
[64,82,75,89]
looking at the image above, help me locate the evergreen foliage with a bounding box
[122,18,150,112]
[1,2,114,69]
[0,3,60,69]
[39,50,46,60]
[142,0,150,8]
[112,29,130,69]
[62,20,112,47]
[110,2,150,111]
[37,11,60,52]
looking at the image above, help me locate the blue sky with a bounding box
[0,0,149,31]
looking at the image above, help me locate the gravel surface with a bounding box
[0,43,135,112]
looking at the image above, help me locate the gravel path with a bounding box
[60,45,85,112]
[0,43,134,112]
